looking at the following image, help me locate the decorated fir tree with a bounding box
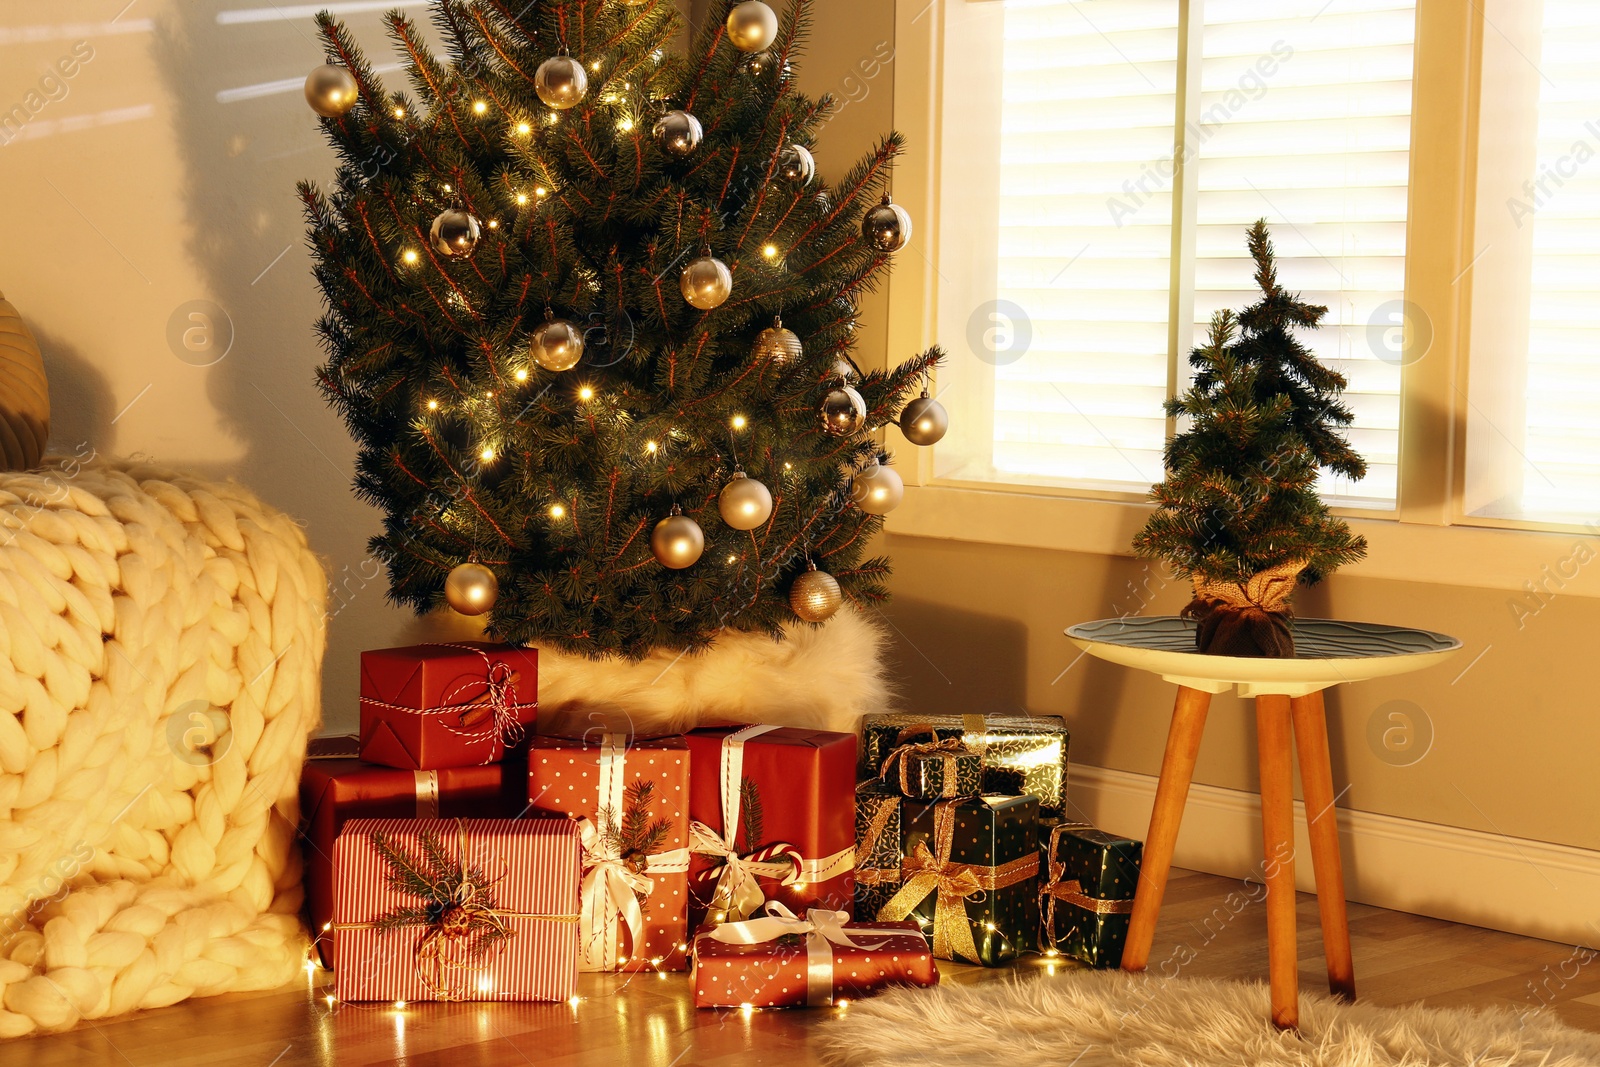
[300,0,944,658]
[1133,220,1367,656]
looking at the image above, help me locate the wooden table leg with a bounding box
[1121,685,1212,973]
[1256,694,1299,1031]
[1292,689,1356,1001]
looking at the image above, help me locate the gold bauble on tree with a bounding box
[429,207,482,258]
[680,254,733,310]
[789,561,842,622]
[752,316,803,364]
[535,54,588,110]
[777,144,815,185]
[652,110,703,156]
[304,63,359,118]
[862,194,913,253]
[0,290,50,472]
[531,311,584,372]
[850,461,904,515]
[651,506,705,568]
[726,1,779,52]
[899,390,948,445]
[819,382,866,436]
[444,561,499,615]
[718,470,773,530]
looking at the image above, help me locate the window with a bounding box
[932,0,1416,508]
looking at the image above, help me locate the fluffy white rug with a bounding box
[422,603,895,737]
[0,457,325,1037]
[820,971,1600,1066]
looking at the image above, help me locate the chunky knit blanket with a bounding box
[0,457,325,1037]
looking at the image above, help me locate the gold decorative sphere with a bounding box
[652,110,703,156]
[651,509,705,568]
[535,54,589,110]
[777,144,815,185]
[429,207,482,258]
[531,316,585,372]
[752,318,803,364]
[819,383,866,437]
[789,562,842,622]
[305,63,359,118]
[718,471,774,530]
[680,255,733,310]
[899,391,948,445]
[862,195,914,253]
[851,462,904,515]
[444,562,499,615]
[726,1,779,53]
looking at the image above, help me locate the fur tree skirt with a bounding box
[0,457,325,1037]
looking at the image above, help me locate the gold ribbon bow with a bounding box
[875,801,1038,964]
[1038,823,1135,953]
[703,902,909,1007]
[879,727,975,799]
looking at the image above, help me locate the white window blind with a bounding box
[937,0,1415,505]
[1466,0,1600,525]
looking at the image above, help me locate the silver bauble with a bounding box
[789,562,842,622]
[820,384,867,437]
[531,316,585,372]
[651,509,705,569]
[535,54,589,110]
[862,196,913,253]
[444,561,499,615]
[718,471,774,530]
[752,318,803,364]
[429,207,482,258]
[777,144,815,185]
[899,391,948,445]
[652,110,703,156]
[851,462,904,515]
[831,357,857,382]
[305,63,359,118]
[680,255,733,310]
[726,1,779,53]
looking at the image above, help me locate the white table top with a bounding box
[1064,617,1462,697]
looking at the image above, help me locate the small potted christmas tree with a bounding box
[1133,220,1367,656]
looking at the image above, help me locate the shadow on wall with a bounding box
[879,596,1029,714]
[34,324,115,456]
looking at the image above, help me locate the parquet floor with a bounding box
[7,868,1597,1066]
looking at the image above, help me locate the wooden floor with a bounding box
[8,868,1599,1066]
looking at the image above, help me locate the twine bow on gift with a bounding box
[1037,823,1135,952]
[876,801,1038,964]
[879,726,976,799]
[438,647,527,748]
[703,902,908,1007]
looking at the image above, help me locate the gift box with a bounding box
[879,794,1040,966]
[1038,822,1142,968]
[853,779,903,921]
[691,904,936,1008]
[685,725,857,928]
[299,755,522,968]
[861,713,1070,819]
[332,816,580,1002]
[876,728,982,800]
[528,733,691,972]
[359,642,538,770]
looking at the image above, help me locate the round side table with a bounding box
[1065,617,1461,1030]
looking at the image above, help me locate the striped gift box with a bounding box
[332,817,581,1002]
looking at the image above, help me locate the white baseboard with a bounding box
[1070,765,1600,948]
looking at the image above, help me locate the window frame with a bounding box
[882,0,1600,597]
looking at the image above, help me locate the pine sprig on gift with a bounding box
[739,778,764,851]
[366,826,512,963]
[370,830,443,902]
[621,779,674,860]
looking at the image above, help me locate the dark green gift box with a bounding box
[853,779,904,921]
[881,794,1040,967]
[1038,822,1142,968]
[860,713,1070,819]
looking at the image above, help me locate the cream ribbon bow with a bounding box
[704,902,908,1006]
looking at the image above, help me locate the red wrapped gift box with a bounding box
[299,754,522,968]
[332,817,580,1003]
[685,725,857,928]
[691,905,936,1008]
[359,642,538,769]
[528,733,691,972]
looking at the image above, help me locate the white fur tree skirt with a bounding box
[0,458,325,1037]
[820,971,1600,1066]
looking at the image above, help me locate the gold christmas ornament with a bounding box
[899,390,948,445]
[752,316,803,364]
[850,461,904,515]
[777,144,815,185]
[304,63,359,118]
[0,290,50,472]
[820,383,866,437]
[789,561,842,622]
[718,470,773,530]
[862,194,913,253]
[726,1,779,53]
[739,50,777,76]
[429,207,482,258]
[651,507,705,569]
[831,357,858,382]
[652,110,703,156]
[531,312,585,372]
[444,561,499,615]
[535,54,589,110]
[680,255,733,310]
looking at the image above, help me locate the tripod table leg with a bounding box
[1256,694,1300,1031]
[1292,689,1356,1001]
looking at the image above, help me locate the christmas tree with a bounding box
[1132,220,1367,656]
[300,0,943,658]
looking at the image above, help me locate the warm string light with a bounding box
[549,503,566,519]
[426,398,439,411]
[730,414,747,430]
[535,186,549,198]
[516,121,532,135]
[617,117,635,132]
[393,106,405,119]
[762,244,779,259]
[401,249,419,265]
[516,192,529,205]
[578,386,595,401]
[472,100,487,115]
[514,367,529,382]
[644,440,658,454]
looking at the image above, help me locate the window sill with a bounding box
[887,482,1600,598]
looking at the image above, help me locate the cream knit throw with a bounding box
[0,456,325,1037]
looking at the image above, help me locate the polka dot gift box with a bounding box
[1038,822,1143,968]
[528,733,692,972]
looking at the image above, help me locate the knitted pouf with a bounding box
[0,456,325,1037]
